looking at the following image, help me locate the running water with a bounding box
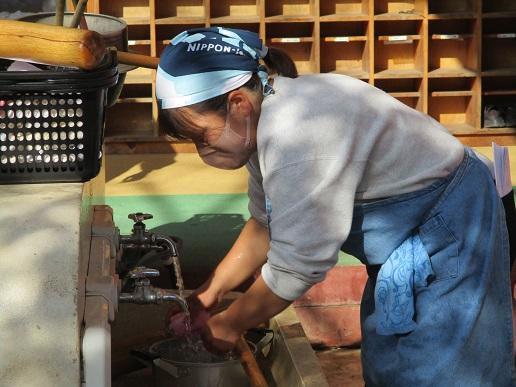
[171,255,195,346]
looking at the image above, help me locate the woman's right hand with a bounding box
[166,293,213,337]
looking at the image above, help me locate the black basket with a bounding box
[0,52,118,184]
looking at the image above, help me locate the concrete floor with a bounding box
[316,349,364,387]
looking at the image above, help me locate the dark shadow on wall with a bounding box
[104,153,177,184]
[123,213,250,290]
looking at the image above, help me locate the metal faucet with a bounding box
[119,267,188,312]
[119,212,179,266]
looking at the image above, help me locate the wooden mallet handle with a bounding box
[235,336,268,387]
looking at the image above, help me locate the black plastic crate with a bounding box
[0,52,118,184]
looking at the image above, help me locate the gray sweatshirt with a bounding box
[247,74,464,301]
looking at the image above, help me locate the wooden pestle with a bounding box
[236,336,269,387]
[69,0,88,29]
[0,19,160,70]
[0,19,105,70]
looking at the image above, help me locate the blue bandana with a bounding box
[156,27,273,109]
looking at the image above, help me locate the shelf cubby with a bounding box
[374,20,424,78]
[482,76,516,129]
[210,0,260,23]
[265,0,316,22]
[482,18,516,76]
[99,0,150,25]
[428,77,480,133]
[320,21,370,78]
[374,0,425,20]
[428,19,478,78]
[427,0,476,19]
[375,78,423,110]
[155,0,206,24]
[483,0,516,18]
[266,22,317,74]
[320,0,370,21]
[105,99,154,138]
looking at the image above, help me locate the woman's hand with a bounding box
[201,312,242,355]
[166,294,212,336]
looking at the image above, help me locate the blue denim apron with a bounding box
[342,148,516,387]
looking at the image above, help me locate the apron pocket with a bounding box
[418,214,459,282]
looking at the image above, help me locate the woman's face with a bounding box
[176,89,260,169]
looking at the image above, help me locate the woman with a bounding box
[157,27,515,386]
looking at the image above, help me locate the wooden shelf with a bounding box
[270,37,314,43]
[428,67,477,77]
[482,69,516,76]
[374,12,424,20]
[444,123,478,134]
[155,17,206,25]
[124,16,150,25]
[330,69,369,79]
[483,33,516,39]
[482,11,516,19]
[124,68,153,85]
[427,12,477,20]
[210,16,260,24]
[323,36,367,42]
[265,15,315,23]
[483,90,516,96]
[320,13,369,22]
[378,34,421,42]
[431,34,474,40]
[431,90,474,97]
[389,91,420,98]
[374,69,423,78]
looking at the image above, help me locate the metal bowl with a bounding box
[18,12,136,106]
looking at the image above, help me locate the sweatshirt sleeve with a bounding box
[246,153,268,226]
[261,157,364,301]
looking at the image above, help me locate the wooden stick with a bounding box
[71,0,89,30]
[235,336,268,387]
[70,0,88,29]
[117,51,159,69]
[55,0,65,26]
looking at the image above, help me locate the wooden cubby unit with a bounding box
[482,18,516,76]
[320,21,370,78]
[428,18,478,78]
[266,22,317,74]
[376,78,424,110]
[265,0,316,21]
[98,0,150,25]
[210,0,260,23]
[482,77,516,130]
[427,0,476,19]
[155,0,205,24]
[374,0,425,20]
[89,0,516,146]
[320,0,370,21]
[482,0,516,18]
[374,20,424,78]
[428,78,480,133]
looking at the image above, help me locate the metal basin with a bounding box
[18,12,135,106]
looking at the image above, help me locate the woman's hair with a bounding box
[161,47,298,139]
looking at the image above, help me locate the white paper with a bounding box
[7,61,42,72]
[492,142,513,197]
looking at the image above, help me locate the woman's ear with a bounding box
[227,89,253,116]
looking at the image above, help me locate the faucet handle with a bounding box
[128,266,160,279]
[128,213,153,223]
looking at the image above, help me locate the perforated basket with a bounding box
[0,52,118,184]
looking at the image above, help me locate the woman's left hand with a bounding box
[201,312,242,355]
